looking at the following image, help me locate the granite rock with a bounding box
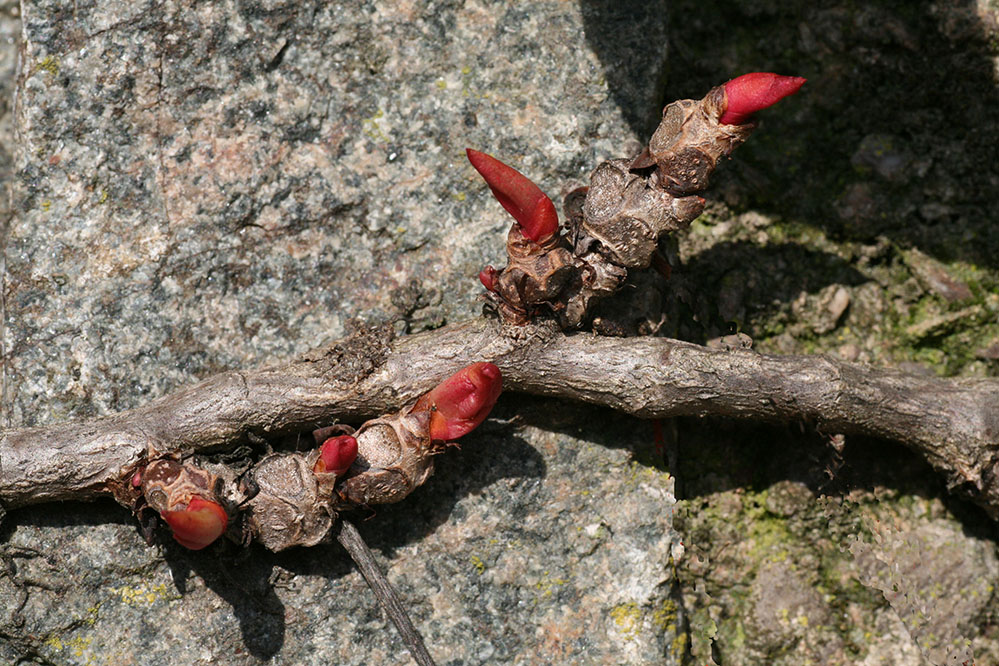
[2,0,680,664]
[5,0,999,664]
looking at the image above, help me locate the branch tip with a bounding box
[414,362,503,440]
[161,497,228,550]
[719,72,806,125]
[314,434,359,476]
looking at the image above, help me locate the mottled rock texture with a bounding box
[4,0,999,665]
[2,0,683,664]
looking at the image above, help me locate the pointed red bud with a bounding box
[479,265,499,292]
[314,434,359,476]
[719,73,806,125]
[160,497,228,550]
[466,149,559,243]
[414,362,503,440]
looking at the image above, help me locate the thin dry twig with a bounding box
[334,519,436,666]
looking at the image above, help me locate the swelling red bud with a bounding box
[414,362,503,440]
[314,434,359,476]
[479,265,499,292]
[466,148,559,242]
[160,497,228,550]
[719,72,806,125]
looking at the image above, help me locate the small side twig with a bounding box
[334,518,437,666]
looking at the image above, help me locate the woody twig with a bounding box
[3,72,998,544]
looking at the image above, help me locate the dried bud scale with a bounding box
[239,363,502,550]
[339,362,503,506]
[482,225,575,325]
[245,452,335,551]
[336,409,438,507]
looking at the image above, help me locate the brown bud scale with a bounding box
[336,407,443,507]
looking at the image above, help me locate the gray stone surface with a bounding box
[1,402,680,665]
[2,1,681,664]
[4,0,999,665]
[4,0,665,428]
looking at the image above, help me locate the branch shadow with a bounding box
[326,399,544,558]
[576,0,999,543]
[581,0,999,269]
[599,240,872,343]
[497,388,999,547]
[175,397,540,659]
[671,416,999,544]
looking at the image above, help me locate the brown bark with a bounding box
[3,317,999,521]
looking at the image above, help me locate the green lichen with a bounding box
[609,602,642,639]
[652,598,678,632]
[113,582,180,607]
[361,108,389,142]
[37,54,60,77]
[533,570,569,599]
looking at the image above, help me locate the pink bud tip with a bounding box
[414,362,503,440]
[479,265,499,292]
[466,148,559,243]
[314,434,359,476]
[719,73,806,125]
[161,497,228,550]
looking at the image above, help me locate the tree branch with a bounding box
[3,317,999,519]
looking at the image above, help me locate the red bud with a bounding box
[314,434,359,476]
[161,497,228,550]
[466,149,559,243]
[719,73,806,125]
[479,265,499,292]
[414,362,503,440]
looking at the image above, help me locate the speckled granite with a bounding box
[5,0,999,665]
[3,0,663,428]
[2,0,680,664]
[1,401,681,665]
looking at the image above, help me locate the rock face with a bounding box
[5,0,999,665]
[6,0,655,427]
[2,1,681,664]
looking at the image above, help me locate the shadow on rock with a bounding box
[673,240,870,343]
[582,0,999,270]
[1,497,134,535]
[341,408,546,557]
[164,543,293,660]
[160,407,541,657]
[674,416,998,540]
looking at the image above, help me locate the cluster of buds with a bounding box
[125,73,799,552]
[470,72,805,329]
[468,149,576,326]
[132,363,503,552]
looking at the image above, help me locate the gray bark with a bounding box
[4,317,998,519]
